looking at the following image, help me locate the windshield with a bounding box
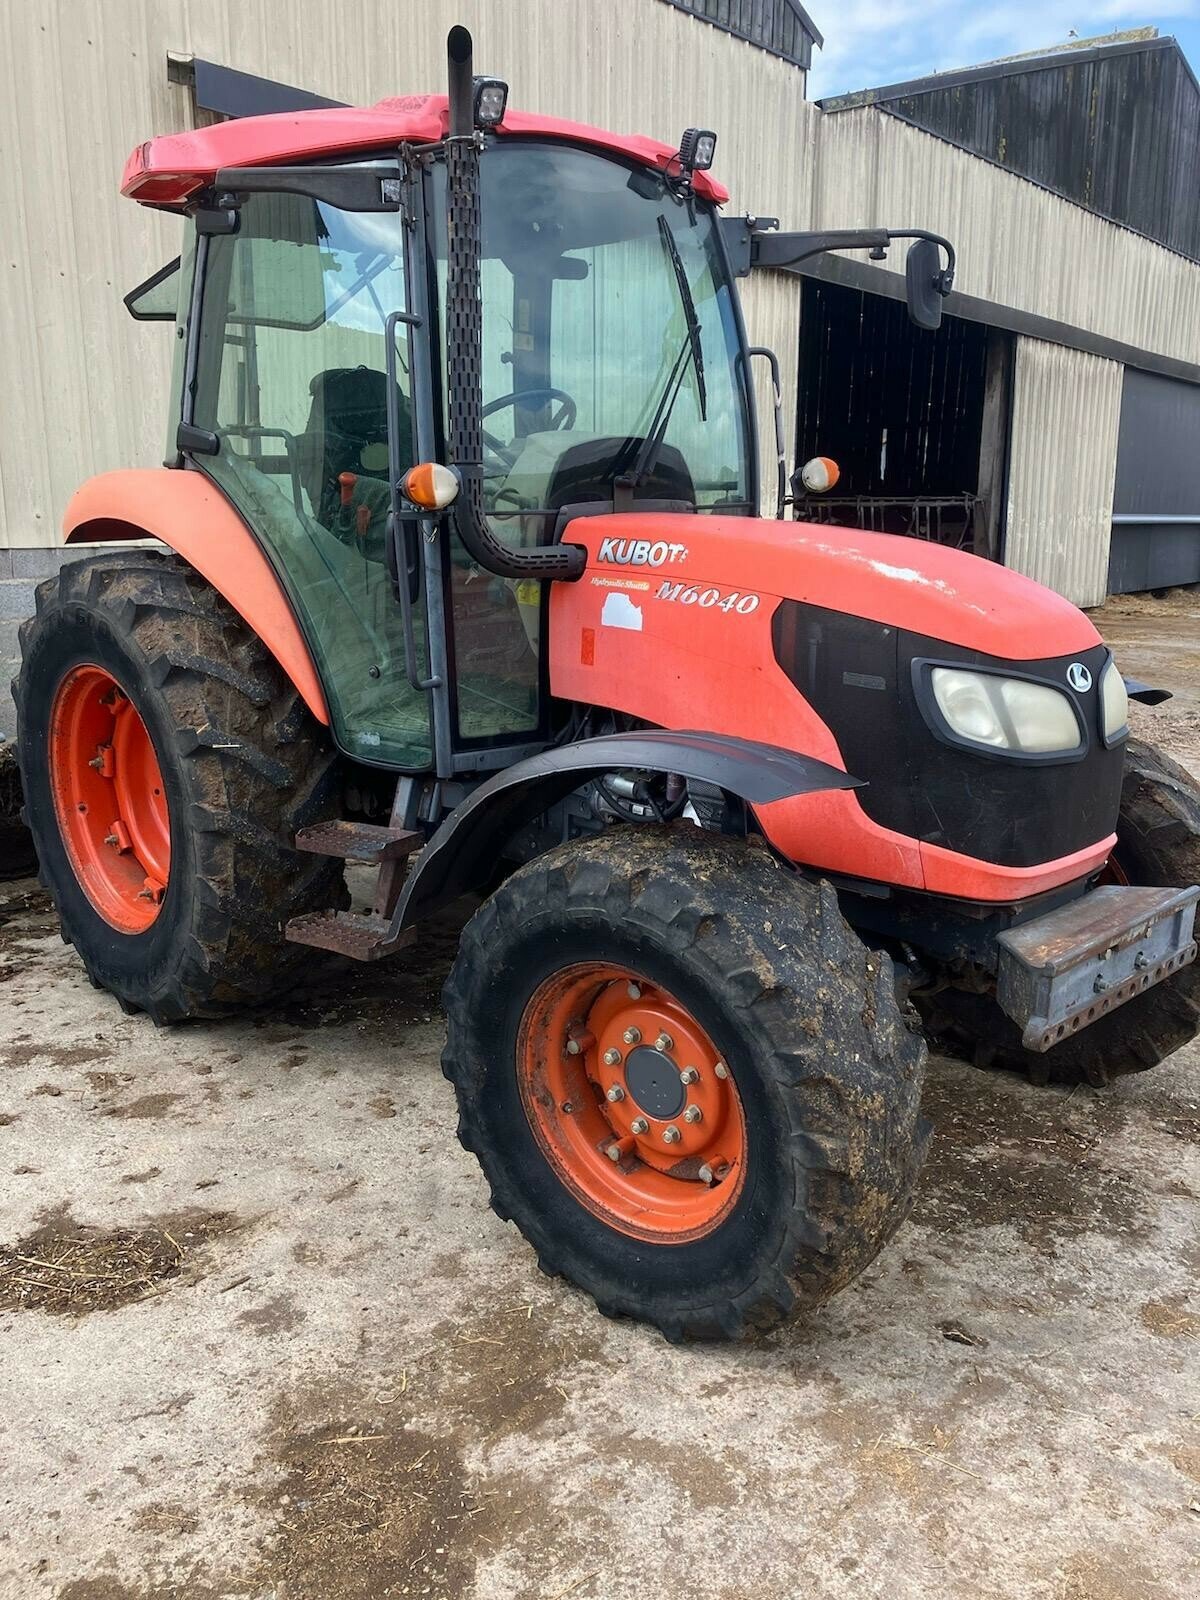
[432,141,753,538]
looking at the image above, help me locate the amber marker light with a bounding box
[799,456,841,493]
[401,462,460,510]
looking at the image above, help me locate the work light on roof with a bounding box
[677,127,717,175]
[473,76,509,128]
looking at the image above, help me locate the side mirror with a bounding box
[906,237,949,331]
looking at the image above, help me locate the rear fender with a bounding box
[393,730,861,930]
[62,467,329,724]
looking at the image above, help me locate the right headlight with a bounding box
[1099,657,1130,745]
[929,667,1083,755]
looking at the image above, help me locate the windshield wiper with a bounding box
[658,214,707,421]
[615,217,708,503]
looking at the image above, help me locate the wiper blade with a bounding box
[658,214,706,421]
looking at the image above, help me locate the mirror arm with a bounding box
[749,225,955,294]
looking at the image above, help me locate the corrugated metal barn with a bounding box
[2,3,1199,683]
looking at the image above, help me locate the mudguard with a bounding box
[393,729,861,930]
[62,467,329,724]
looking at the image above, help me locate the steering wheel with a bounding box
[481,387,578,470]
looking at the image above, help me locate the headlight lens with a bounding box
[1100,658,1129,742]
[930,667,1081,754]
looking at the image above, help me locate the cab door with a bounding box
[189,169,435,771]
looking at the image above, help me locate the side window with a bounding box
[125,258,181,321]
[193,189,431,769]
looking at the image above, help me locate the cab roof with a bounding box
[121,93,729,208]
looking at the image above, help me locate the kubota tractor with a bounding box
[14,29,1200,1340]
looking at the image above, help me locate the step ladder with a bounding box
[284,820,421,961]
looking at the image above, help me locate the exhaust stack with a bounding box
[441,26,584,582]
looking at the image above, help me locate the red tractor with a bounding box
[14,30,1200,1339]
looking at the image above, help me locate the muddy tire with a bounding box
[11,550,346,1022]
[921,736,1200,1086]
[441,826,929,1342]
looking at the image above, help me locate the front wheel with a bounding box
[442,827,928,1342]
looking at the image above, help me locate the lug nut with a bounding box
[566,1039,581,1056]
[603,1047,622,1067]
[698,1163,715,1184]
[679,1066,699,1085]
[631,1116,649,1134]
[662,1124,681,1144]
[561,1101,575,1114]
[606,1085,625,1103]
[622,1026,641,1046]
[627,982,642,1000]
[654,1033,673,1053]
[565,1028,594,1057]
[606,1135,635,1162]
[683,1105,702,1124]
[714,1061,729,1080]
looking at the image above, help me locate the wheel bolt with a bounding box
[627,982,642,1000]
[654,1033,673,1053]
[631,1116,649,1135]
[103,833,119,847]
[679,1066,699,1085]
[606,1135,635,1162]
[622,1026,641,1045]
[606,1085,625,1103]
[603,1048,622,1067]
[714,1061,729,1080]
[683,1105,702,1124]
[663,1124,681,1144]
[699,1163,715,1184]
[565,1028,594,1057]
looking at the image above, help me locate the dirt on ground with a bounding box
[0,595,1198,1599]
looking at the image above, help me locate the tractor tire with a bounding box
[920,736,1200,1087]
[11,550,346,1022]
[441,826,929,1342]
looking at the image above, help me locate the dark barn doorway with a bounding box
[793,278,1012,559]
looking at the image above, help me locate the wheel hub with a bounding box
[516,962,747,1244]
[623,1045,686,1120]
[48,664,171,933]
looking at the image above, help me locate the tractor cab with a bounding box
[127,93,755,778]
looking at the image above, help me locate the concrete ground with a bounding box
[1,596,1199,1600]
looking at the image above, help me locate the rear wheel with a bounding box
[920,736,1200,1086]
[12,550,346,1021]
[442,827,928,1341]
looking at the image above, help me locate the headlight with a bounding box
[929,667,1082,755]
[1100,658,1129,744]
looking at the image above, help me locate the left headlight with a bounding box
[929,667,1082,755]
[1100,657,1130,744]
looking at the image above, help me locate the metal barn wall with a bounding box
[808,109,1200,373]
[0,0,813,551]
[1004,338,1123,607]
[880,40,1200,262]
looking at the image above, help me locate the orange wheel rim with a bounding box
[517,963,747,1244]
[48,664,171,934]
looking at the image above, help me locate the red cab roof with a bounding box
[121,94,729,207]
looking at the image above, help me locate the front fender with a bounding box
[393,730,860,930]
[63,467,329,724]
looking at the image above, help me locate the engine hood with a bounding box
[563,512,1101,660]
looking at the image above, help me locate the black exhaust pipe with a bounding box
[442,27,584,582]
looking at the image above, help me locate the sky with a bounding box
[803,2,1200,100]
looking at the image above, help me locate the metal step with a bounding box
[284,909,415,962]
[294,820,422,865]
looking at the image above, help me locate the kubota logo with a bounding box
[1066,662,1092,693]
[597,536,689,568]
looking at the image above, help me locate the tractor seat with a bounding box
[296,365,412,532]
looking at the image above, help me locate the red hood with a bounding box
[562,513,1100,660]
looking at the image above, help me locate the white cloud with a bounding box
[806,1,1200,100]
